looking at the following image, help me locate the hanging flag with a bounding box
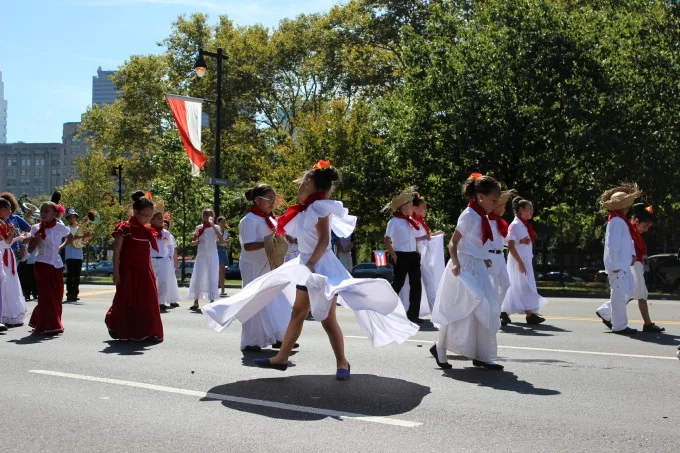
[374,250,388,267]
[165,94,207,177]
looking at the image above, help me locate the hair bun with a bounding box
[131,190,146,202]
[244,189,254,201]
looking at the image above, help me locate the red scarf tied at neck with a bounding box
[467,200,494,244]
[518,216,537,245]
[608,211,643,261]
[394,212,421,231]
[488,213,508,238]
[3,249,15,275]
[276,192,327,236]
[411,214,430,235]
[250,205,277,231]
[130,216,159,252]
[37,219,57,239]
[152,225,164,237]
[196,222,212,239]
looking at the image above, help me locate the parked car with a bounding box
[351,262,394,282]
[537,271,584,283]
[80,262,98,277]
[647,253,680,290]
[574,267,600,283]
[91,261,114,277]
[176,260,195,279]
[225,261,241,280]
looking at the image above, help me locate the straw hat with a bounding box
[498,189,517,206]
[383,186,419,212]
[264,234,288,269]
[599,184,641,211]
[153,200,166,216]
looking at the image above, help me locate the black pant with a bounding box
[18,262,38,300]
[65,259,82,301]
[391,251,422,320]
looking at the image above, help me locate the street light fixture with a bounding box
[193,47,227,217]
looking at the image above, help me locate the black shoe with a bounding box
[642,323,665,333]
[242,345,262,352]
[6,323,24,328]
[613,327,638,336]
[271,342,299,349]
[596,311,612,329]
[159,305,167,313]
[500,312,511,326]
[408,317,426,325]
[472,359,504,370]
[169,303,180,308]
[526,313,545,325]
[189,304,200,312]
[253,358,288,371]
[429,344,452,369]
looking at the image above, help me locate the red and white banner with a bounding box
[166,94,206,177]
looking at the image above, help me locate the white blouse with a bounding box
[30,223,71,268]
[385,217,418,252]
[604,217,635,273]
[151,230,176,259]
[454,207,489,260]
[194,224,218,256]
[488,219,505,251]
[239,212,277,264]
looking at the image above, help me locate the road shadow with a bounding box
[99,340,159,355]
[443,368,560,396]
[500,323,571,337]
[201,374,431,421]
[8,333,61,345]
[621,331,680,347]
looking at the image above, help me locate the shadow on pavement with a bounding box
[624,331,680,347]
[443,368,561,396]
[99,340,158,355]
[8,333,61,345]
[201,374,431,421]
[500,323,571,337]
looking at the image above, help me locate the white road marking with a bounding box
[344,336,677,361]
[29,370,422,428]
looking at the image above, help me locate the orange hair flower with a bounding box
[145,191,153,200]
[313,160,331,171]
[469,172,483,180]
[646,205,654,214]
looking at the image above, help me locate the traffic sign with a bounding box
[205,177,229,186]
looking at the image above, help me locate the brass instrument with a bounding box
[72,209,100,249]
[22,202,41,224]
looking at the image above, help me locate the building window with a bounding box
[7,158,16,167]
[35,158,45,166]
[51,168,60,176]
[21,158,28,167]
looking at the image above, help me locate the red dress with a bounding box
[105,217,163,341]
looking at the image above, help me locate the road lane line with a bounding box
[344,336,677,360]
[29,370,422,428]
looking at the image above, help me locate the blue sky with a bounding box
[0,0,341,143]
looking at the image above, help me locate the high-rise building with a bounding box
[92,66,118,106]
[0,142,64,198]
[0,70,7,144]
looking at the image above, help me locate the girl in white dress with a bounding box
[163,216,181,308]
[0,197,29,327]
[237,184,292,351]
[501,196,547,325]
[150,208,180,312]
[188,208,222,312]
[0,219,16,332]
[431,173,504,370]
[487,190,515,326]
[202,161,417,379]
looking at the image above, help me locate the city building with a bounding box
[0,70,7,143]
[92,66,118,106]
[0,142,65,198]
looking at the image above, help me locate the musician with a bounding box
[63,208,83,302]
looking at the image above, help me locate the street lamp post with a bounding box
[194,47,227,218]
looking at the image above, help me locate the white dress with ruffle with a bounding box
[501,218,547,314]
[487,220,511,303]
[202,200,418,347]
[432,208,501,362]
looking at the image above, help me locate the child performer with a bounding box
[628,204,664,332]
[501,196,547,325]
[202,161,418,378]
[105,191,163,342]
[27,202,75,335]
[150,204,180,312]
[0,219,16,332]
[411,194,446,314]
[216,216,231,297]
[594,186,641,335]
[385,188,431,324]
[63,208,84,303]
[431,173,504,370]
[237,184,291,351]
[487,190,515,326]
[188,207,222,312]
[163,216,181,308]
[0,197,29,327]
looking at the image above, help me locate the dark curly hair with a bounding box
[0,192,19,213]
[631,203,655,223]
[131,190,154,212]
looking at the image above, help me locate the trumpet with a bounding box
[72,209,100,249]
[22,202,41,224]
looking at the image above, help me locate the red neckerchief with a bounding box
[608,211,638,254]
[488,213,508,238]
[37,219,57,239]
[250,205,276,231]
[130,216,159,252]
[518,216,537,245]
[630,223,647,263]
[3,249,15,275]
[152,225,164,237]
[196,222,211,239]
[394,212,421,231]
[467,200,493,244]
[276,192,327,236]
[0,221,8,238]
[411,214,430,235]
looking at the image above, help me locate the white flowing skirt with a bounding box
[502,249,547,314]
[2,259,26,325]
[202,249,418,347]
[239,258,291,349]
[152,258,180,305]
[488,253,510,303]
[630,261,648,300]
[188,251,220,301]
[432,255,501,361]
[398,235,446,317]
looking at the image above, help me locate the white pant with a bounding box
[597,272,633,331]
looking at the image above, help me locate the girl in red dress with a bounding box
[27,202,74,335]
[105,191,163,342]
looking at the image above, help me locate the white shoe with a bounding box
[0,323,7,332]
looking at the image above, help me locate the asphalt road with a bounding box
[1,285,679,453]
